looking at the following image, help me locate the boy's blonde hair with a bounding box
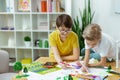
[82,24,102,41]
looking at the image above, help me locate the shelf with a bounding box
[33,47,49,50]
[0,30,14,32]
[0,0,71,64]
[0,12,14,14]
[0,46,15,48]
[9,62,15,66]
[16,30,31,32]
[32,30,49,32]
[15,12,31,14]
[16,47,32,49]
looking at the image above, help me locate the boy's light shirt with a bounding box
[85,33,116,59]
[49,30,79,58]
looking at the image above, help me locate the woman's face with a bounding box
[58,26,71,38]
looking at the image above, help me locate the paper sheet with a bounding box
[26,62,109,80]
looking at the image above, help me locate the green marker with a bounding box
[56,77,61,80]
[107,65,120,75]
[68,75,73,80]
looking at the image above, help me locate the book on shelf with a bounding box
[18,0,30,12]
[48,0,65,12]
[56,0,60,12]
[41,0,47,12]
[51,0,56,12]
[9,0,14,12]
[48,0,52,12]
[6,0,10,12]
[6,0,14,12]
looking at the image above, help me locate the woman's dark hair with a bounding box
[56,14,73,28]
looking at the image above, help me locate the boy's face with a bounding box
[58,26,71,38]
[86,39,100,48]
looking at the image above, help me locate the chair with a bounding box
[0,50,17,80]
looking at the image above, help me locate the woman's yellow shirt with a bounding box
[49,30,79,58]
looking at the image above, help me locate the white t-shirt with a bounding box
[85,33,116,59]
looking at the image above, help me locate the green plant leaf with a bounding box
[24,36,31,41]
[14,62,22,71]
[72,0,95,55]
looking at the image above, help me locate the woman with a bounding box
[49,14,80,68]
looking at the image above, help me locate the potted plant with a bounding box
[13,62,23,78]
[14,62,29,78]
[72,0,95,56]
[24,36,31,47]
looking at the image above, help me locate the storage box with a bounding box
[38,21,48,30]
[21,58,32,64]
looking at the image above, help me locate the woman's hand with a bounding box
[76,61,82,66]
[59,61,67,69]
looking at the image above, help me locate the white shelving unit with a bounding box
[0,0,71,66]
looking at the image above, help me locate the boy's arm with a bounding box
[88,57,107,67]
[84,49,90,66]
[80,49,90,72]
[61,47,80,61]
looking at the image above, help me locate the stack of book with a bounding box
[48,0,65,12]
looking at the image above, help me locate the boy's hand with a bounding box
[77,61,89,72]
[80,66,89,72]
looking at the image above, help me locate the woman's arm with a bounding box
[88,57,107,67]
[51,46,68,68]
[61,47,80,61]
[51,46,62,63]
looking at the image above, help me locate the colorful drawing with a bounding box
[26,62,61,75]
[18,0,30,11]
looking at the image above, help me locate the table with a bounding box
[12,57,120,80]
[105,62,120,80]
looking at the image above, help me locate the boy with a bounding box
[49,14,80,68]
[81,24,116,72]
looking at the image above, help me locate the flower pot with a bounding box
[24,41,31,47]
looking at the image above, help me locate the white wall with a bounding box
[72,0,120,40]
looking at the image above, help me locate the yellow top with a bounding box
[49,30,79,58]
